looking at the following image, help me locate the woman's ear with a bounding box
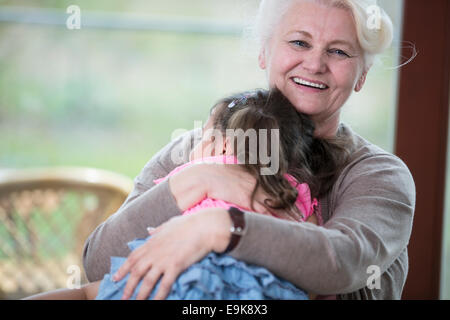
[355,70,368,92]
[258,48,267,70]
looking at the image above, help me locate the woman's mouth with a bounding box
[292,77,329,91]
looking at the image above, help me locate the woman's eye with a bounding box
[290,40,309,48]
[328,48,350,58]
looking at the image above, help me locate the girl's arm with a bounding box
[23,281,101,300]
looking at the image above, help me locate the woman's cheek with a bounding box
[265,47,292,84]
[335,59,364,89]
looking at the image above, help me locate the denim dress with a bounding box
[95,236,308,300]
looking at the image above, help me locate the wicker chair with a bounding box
[0,167,133,299]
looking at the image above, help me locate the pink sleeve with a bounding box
[153,155,238,184]
[285,174,319,222]
[153,162,193,185]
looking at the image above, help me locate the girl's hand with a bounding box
[112,208,231,300]
[169,163,272,215]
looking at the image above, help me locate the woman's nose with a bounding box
[301,50,327,74]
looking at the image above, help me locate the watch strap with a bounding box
[224,206,246,253]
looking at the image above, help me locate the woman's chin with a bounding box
[290,100,327,117]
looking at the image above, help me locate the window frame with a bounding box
[395,0,450,299]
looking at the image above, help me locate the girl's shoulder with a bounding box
[153,155,238,184]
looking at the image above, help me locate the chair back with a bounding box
[0,167,133,299]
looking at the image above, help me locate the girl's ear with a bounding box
[223,136,234,156]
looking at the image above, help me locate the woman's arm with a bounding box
[228,154,415,296]
[82,129,202,282]
[113,208,232,300]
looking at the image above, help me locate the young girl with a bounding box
[25,88,348,300]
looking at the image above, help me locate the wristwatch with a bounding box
[224,206,246,253]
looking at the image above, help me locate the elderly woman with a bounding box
[83,0,415,300]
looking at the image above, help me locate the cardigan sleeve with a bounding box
[229,153,415,296]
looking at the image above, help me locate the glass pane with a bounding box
[0,0,408,300]
[0,0,404,178]
[0,0,264,178]
[341,0,404,152]
[441,86,450,299]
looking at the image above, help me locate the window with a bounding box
[0,0,404,178]
[395,0,450,299]
[442,87,450,299]
[341,0,404,152]
[0,0,263,177]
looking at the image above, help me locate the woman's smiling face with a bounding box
[259,0,368,136]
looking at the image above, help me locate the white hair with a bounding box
[249,0,394,70]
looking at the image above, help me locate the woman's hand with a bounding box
[169,163,272,215]
[112,208,231,300]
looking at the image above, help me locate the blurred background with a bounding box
[0,0,402,177]
[0,0,448,300]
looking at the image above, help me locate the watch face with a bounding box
[230,226,244,235]
[228,207,245,236]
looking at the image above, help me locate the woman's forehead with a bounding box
[278,1,359,45]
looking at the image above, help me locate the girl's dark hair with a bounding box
[211,88,351,221]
